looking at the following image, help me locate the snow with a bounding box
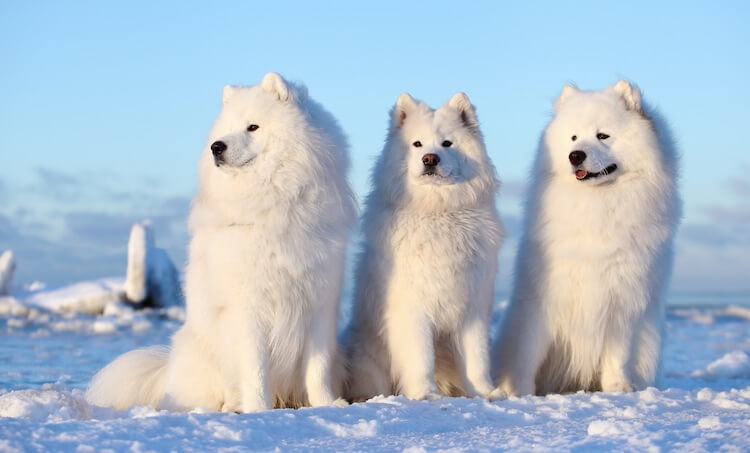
[692,351,750,380]
[23,278,126,314]
[0,385,748,451]
[1,285,749,451]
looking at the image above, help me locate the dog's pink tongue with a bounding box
[575,169,588,180]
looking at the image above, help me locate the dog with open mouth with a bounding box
[492,80,681,396]
[343,92,505,402]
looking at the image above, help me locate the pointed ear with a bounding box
[448,92,479,132]
[222,85,239,105]
[612,80,642,112]
[261,71,291,102]
[393,92,418,127]
[555,84,578,109]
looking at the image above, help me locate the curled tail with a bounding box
[86,346,170,410]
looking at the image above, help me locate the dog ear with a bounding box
[393,93,418,127]
[448,92,479,133]
[261,72,291,102]
[612,80,643,112]
[222,85,240,105]
[555,84,578,109]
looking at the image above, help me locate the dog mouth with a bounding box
[421,169,454,182]
[575,164,618,181]
[214,156,256,168]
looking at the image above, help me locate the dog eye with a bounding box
[412,141,422,147]
[247,124,259,132]
[571,135,577,142]
[597,133,610,140]
[442,140,452,147]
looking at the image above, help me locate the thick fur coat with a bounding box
[344,92,505,402]
[87,72,356,412]
[492,81,681,396]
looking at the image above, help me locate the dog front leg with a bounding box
[221,311,272,413]
[459,316,505,400]
[493,299,551,397]
[304,301,341,407]
[387,309,440,400]
[600,318,637,393]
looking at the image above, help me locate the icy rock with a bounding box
[0,296,29,316]
[0,250,16,296]
[124,221,183,307]
[124,222,151,303]
[693,351,750,380]
[24,278,125,314]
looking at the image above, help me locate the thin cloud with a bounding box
[35,167,79,187]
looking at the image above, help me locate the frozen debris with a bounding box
[0,296,29,317]
[124,221,183,308]
[0,250,16,296]
[147,247,183,307]
[692,351,750,380]
[124,222,152,303]
[23,281,46,292]
[24,278,125,314]
[726,305,750,321]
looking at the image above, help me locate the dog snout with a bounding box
[422,153,440,168]
[211,141,227,159]
[568,150,586,166]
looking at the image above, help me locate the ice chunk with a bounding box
[24,278,125,314]
[123,221,183,307]
[124,222,152,303]
[692,351,750,380]
[0,250,16,296]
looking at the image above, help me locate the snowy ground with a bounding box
[0,284,749,452]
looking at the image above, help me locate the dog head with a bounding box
[374,92,497,211]
[545,80,665,186]
[193,72,354,226]
[205,72,310,173]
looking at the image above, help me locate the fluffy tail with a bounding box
[86,346,170,410]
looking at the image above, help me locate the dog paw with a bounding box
[220,396,242,413]
[424,391,443,401]
[332,398,349,408]
[496,380,530,398]
[403,387,442,401]
[486,387,508,402]
[601,379,634,393]
[241,393,272,413]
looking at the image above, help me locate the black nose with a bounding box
[211,141,227,157]
[422,153,440,167]
[569,150,586,166]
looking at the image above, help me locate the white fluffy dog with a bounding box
[87,72,356,412]
[492,81,681,396]
[344,92,504,402]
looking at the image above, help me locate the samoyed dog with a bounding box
[87,72,356,412]
[492,81,681,396]
[344,92,505,402]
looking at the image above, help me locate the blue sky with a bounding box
[0,1,748,294]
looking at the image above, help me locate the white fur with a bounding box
[344,92,505,402]
[492,81,681,396]
[87,72,356,412]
